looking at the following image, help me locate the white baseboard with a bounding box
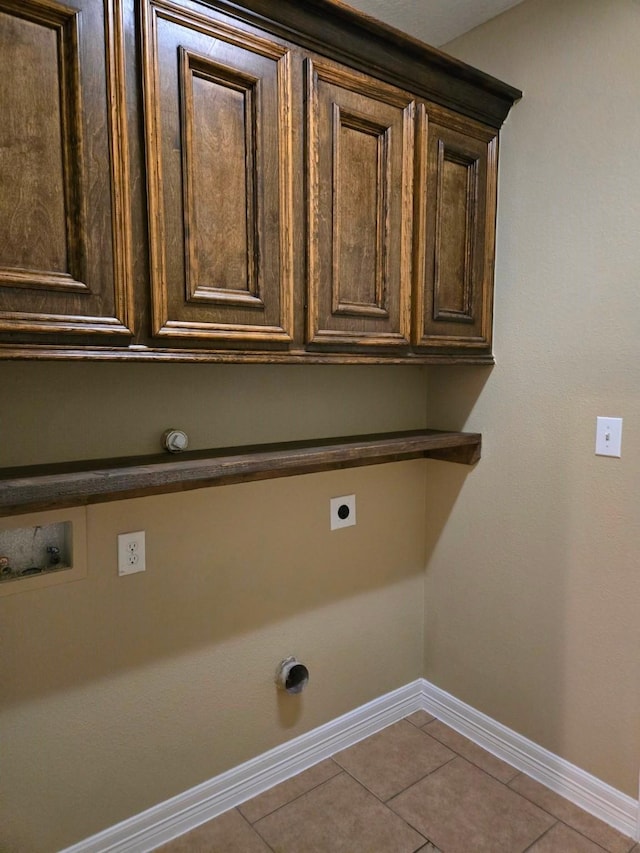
[61,678,639,852]
[60,680,424,853]
[420,680,639,841]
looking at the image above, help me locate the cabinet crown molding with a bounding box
[202,0,522,127]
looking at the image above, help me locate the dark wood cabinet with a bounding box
[306,57,414,351]
[0,0,133,341]
[0,0,520,363]
[413,105,498,356]
[140,0,294,346]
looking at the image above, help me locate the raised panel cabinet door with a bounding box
[141,0,293,344]
[413,105,498,355]
[0,0,133,339]
[306,58,414,349]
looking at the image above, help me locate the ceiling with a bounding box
[341,0,524,47]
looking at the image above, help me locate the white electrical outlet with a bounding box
[118,530,146,575]
[330,494,356,530]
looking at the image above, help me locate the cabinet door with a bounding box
[141,0,293,345]
[306,58,414,350]
[413,105,498,355]
[0,0,133,339]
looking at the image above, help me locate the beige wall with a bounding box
[425,0,640,797]
[0,362,427,467]
[0,363,428,851]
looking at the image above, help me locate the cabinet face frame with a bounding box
[412,103,498,353]
[140,0,294,345]
[305,57,414,350]
[0,0,518,363]
[0,0,134,337]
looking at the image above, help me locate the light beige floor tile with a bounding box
[254,771,426,853]
[424,719,519,783]
[389,756,555,853]
[509,773,635,853]
[155,808,271,853]
[416,844,443,852]
[406,710,436,727]
[239,758,341,823]
[333,719,454,801]
[527,822,613,852]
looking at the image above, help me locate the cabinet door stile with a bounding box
[399,94,415,347]
[277,48,295,347]
[105,0,135,334]
[411,102,429,347]
[483,133,499,351]
[140,0,169,337]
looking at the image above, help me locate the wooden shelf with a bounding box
[0,429,480,516]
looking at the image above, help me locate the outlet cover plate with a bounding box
[118,530,146,575]
[330,495,356,530]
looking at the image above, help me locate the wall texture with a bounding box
[0,363,429,851]
[425,0,640,798]
[0,362,427,467]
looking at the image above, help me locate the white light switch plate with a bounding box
[595,417,622,457]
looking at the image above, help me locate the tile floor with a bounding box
[157,711,638,853]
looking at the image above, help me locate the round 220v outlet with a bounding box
[330,494,356,530]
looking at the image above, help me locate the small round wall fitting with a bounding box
[275,656,309,694]
[163,428,189,453]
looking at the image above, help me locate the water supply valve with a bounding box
[162,428,189,453]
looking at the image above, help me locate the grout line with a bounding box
[383,754,460,806]
[520,821,560,852]
[503,776,630,852]
[521,820,614,853]
[235,808,277,853]
[421,719,521,784]
[406,713,437,728]
[332,720,459,805]
[330,765,383,801]
[385,804,431,848]
[244,764,344,826]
